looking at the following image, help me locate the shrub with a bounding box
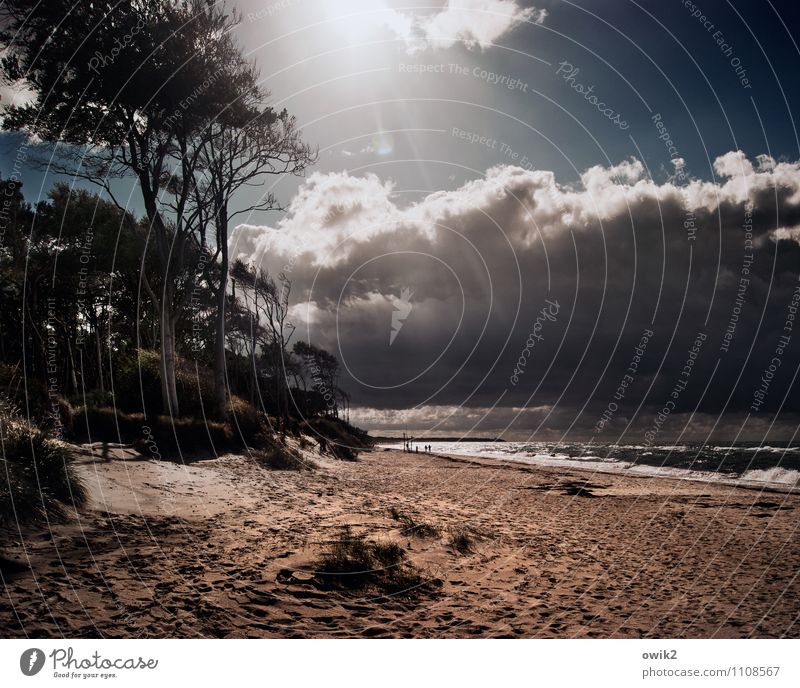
[330,443,359,462]
[227,395,265,441]
[67,405,233,457]
[114,349,216,418]
[174,357,217,417]
[69,405,131,442]
[315,526,429,595]
[0,398,87,533]
[144,416,231,454]
[0,362,50,420]
[305,417,370,461]
[56,398,76,437]
[114,350,163,415]
[252,445,316,471]
[69,388,114,409]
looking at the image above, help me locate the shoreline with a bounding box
[378,445,800,496]
[1,445,798,638]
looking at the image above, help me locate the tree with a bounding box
[189,64,314,419]
[34,185,141,397]
[0,175,33,373]
[230,260,297,428]
[0,0,309,417]
[293,341,343,419]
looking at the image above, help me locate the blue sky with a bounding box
[6,1,800,210]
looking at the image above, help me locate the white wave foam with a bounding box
[740,467,800,486]
[379,441,800,492]
[711,445,800,453]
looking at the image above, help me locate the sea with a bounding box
[380,441,800,491]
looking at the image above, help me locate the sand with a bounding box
[1,444,798,638]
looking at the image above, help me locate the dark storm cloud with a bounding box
[231,151,800,437]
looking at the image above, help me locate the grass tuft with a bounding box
[389,507,440,538]
[0,398,87,533]
[315,526,430,595]
[448,526,476,554]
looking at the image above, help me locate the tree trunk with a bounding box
[136,168,179,418]
[213,242,229,420]
[95,310,104,394]
[160,306,180,417]
[249,313,257,406]
[66,337,78,394]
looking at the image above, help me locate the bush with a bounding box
[68,405,130,442]
[114,349,216,418]
[252,445,316,471]
[0,398,87,532]
[305,417,371,461]
[315,526,429,595]
[227,395,265,441]
[69,388,114,409]
[67,405,233,456]
[138,416,231,455]
[114,350,162,415]
[330,443,359,462]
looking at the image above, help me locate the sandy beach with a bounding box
[1,445,798,638]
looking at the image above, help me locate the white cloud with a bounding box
[0,80,36,123]
[233,151,800,276]
[713,149,754,178]
[363,0,545,52]
[232,151,800,285]
[770,226,800,245]
[230,171,403,268]
[416,0,546,51]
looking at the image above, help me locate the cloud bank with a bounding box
[231,151,800,439]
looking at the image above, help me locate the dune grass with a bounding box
[389,506,440,538]
[315,526,430,595]
[0,399,87,534]
[448,526,476,554]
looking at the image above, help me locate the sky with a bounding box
[4,0,800,441]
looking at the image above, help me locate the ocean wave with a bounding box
[379,441,800,492]
[711,445,800,453]
[740,467,800,486]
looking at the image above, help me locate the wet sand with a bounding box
[1,446,798,638]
